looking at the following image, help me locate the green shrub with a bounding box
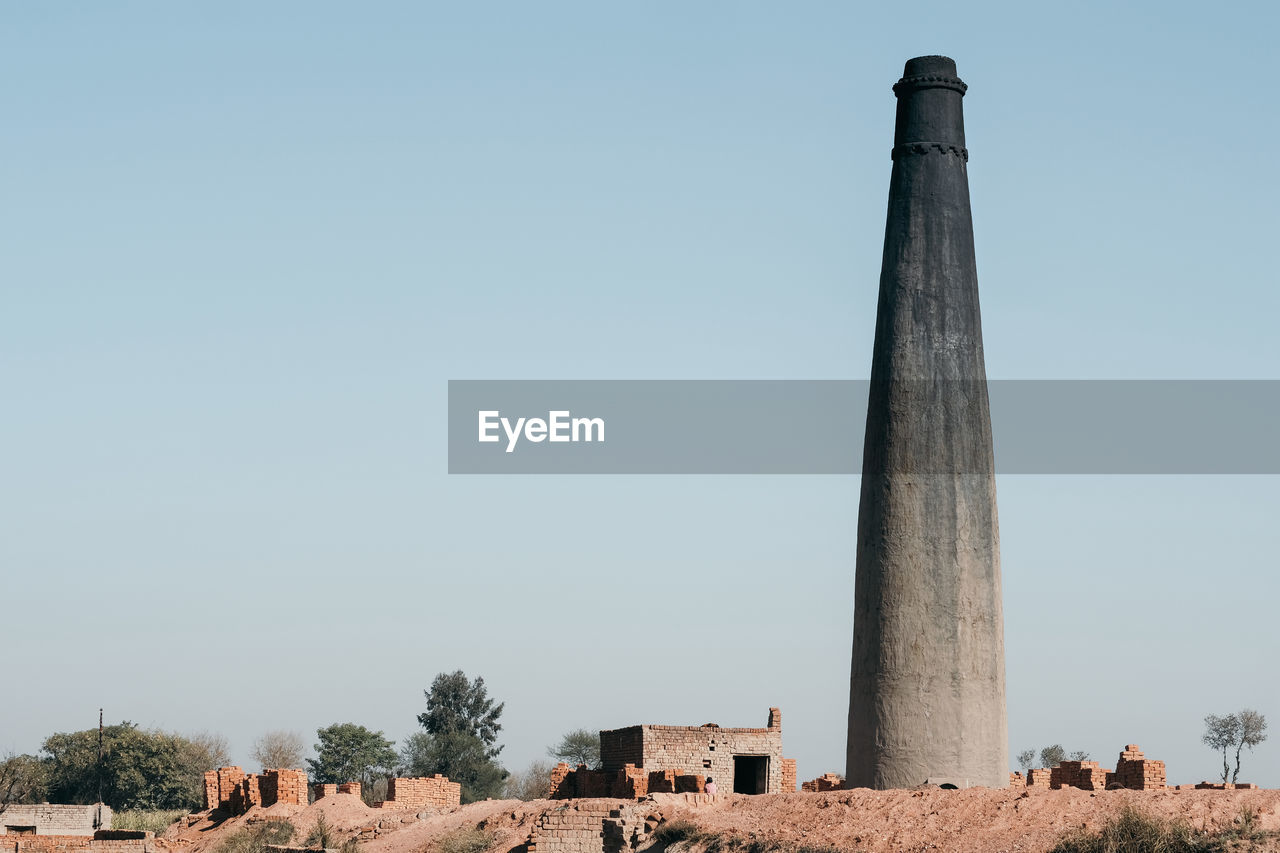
[110,810,187,834]
[1050,807,1206,853]
[435,827,496,853]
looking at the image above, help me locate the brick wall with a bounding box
[374,776,460,811]
[1,806,111,836]
[203,767,309,814]
[780,759,797,793]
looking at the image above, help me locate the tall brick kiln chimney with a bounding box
[845,56,1008,789]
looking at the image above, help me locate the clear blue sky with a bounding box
[3,2,1278,788]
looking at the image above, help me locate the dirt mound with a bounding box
[657,788,1280,852]
[166,787,1280,853]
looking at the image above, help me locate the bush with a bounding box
[110,810,187,834]
[435,827,495,853]
[213,820,296,853]
[1050,807,1205,853]
[306,813,336,849]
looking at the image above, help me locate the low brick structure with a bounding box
[0,834,153,853]
[525,800,659,853]
[1,806,111,836]
[592,707,790,796]
[1026,767,1053,788]
[801,773,844,793]
[337,783,362,798]
[374,776,460,810]
[203,768,309,814]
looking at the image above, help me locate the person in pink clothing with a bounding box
[704,777,718,795]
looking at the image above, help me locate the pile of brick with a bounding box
[337,782,362,798]
[313,784,338,800]
[801,774,844,793]
[780,759,797,792]
[1026,768,1052,788]
[260,770,309,806]
[1009,771,1024,787]
[1050,761,1110,791]
[550,764,685,800]
[203,768,309,814]
[1194,782,1260,790]
[1112,745,1166,790]
[374,776,461,810]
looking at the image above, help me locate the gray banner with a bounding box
[447,380,1280,474]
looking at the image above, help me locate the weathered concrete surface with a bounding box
[846,56,1008,789]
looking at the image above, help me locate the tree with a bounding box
[418,671,504,758]
[1204,710,1268,784]
[1015,749,1035,772]
[307,724,397,790]
[400,730,506,804]
[1,753,48,815]
[547,729,601,769]
[41,723,226,810]
[503,760,554,801]
[252,731,307,770]
[1039,745,1066,768]
[408,671,508,804]
[1232,710,1268,783]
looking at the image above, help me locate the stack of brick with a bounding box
[337,782,362,798]
[203,768,246,812]
[204,768,309,814]
[313,784,338,800]
[374,776,461,810]
[1050,761,1110,791]
[1026,768,1053,788]
[259,770,309,806]
[550,764,651,800]
[801,774,844,793]
[1113,745,1165,790]
[1009,771,1025,787]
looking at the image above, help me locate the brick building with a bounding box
[599,707,788,795]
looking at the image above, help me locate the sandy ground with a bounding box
[162,787,1280,853]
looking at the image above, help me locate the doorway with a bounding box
[732,755,769,794]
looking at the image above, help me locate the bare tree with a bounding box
[251,731,307,770]
[503,760,555,801]
[1232,710,1268,783]
[1016,749,1035,772]
[1204,713,1241,783]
